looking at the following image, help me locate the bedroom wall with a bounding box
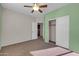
[44,4,79,52]
[0,4,3,49]
[1,8,36,46]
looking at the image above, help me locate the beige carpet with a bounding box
[0,38,56,56]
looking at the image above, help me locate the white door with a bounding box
[56,16,69,48]
[32,22,37,39]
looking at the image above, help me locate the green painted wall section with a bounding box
[43,4,79,52]
[0,4,3,48]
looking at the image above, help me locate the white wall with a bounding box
[1,8,36,46]
[0,5,3,49]
[36,17,43,23]
[32,22,37,39]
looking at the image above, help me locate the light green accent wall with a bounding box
[0,4,3,48]
[44,4,79,52]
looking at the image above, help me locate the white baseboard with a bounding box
[1,39,37,47]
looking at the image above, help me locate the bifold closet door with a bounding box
[56,16,69,48]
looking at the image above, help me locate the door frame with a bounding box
[49,19,56,43]
[37,23,43,38]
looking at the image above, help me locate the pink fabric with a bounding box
[30,47,70,56]
[63,52,79,56]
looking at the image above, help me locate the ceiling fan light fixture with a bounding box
[33,4,39,11]
[24,3,47,13]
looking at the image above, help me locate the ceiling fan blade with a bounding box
[31,10,34,13]
[39,5,47,8]
[38,9,43,13]
[24,5,32,7]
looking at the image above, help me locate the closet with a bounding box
[49,16,69,48]
[49,20,56,43]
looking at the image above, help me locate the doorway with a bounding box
[37,23,43,38]
[49,20,56,44]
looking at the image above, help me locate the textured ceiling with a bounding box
[1,3,69,17]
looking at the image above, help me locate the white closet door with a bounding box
[56,16,69,48]
[32,22,37,39]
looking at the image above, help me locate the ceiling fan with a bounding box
[24,3,47,13]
